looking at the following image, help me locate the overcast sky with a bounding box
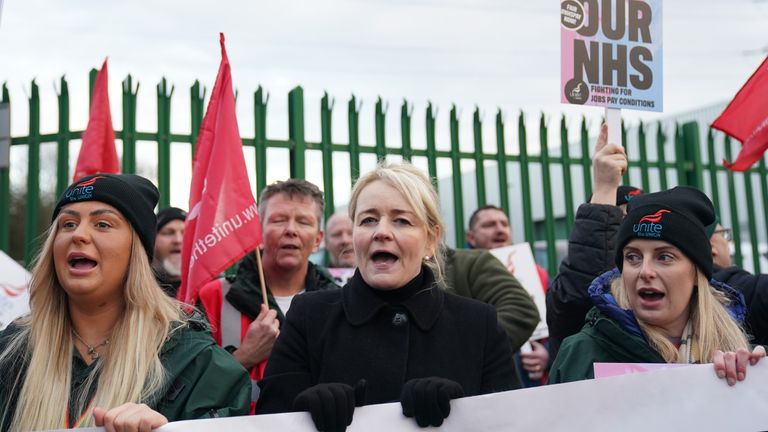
[1,0,767,208]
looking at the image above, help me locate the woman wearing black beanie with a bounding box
[0,174,250,431]
[550,186,765,384]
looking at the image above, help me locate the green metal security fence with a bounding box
[1,71,766,276]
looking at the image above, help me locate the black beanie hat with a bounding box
[52,174,160,260]
[616,185,643,206]
[615,186,716,278]
[156,207,187,231]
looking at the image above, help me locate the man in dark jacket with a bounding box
[708,221,768,345]
[197,179,339,408]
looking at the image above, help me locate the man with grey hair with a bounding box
[198,179,339,409]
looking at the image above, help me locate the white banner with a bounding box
[0,250,30,330]
[54,362,768,431]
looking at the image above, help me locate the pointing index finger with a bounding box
[595,123,609,153]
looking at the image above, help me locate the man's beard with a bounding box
[162,256,182,278]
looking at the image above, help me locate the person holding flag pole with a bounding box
[181,33,338,413]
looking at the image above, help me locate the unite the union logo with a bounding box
[634,209,671,238]
[65,176,107,202]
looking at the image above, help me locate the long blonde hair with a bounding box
[611,271,749,363]
[348,161,446,285]
[0,221,185,430]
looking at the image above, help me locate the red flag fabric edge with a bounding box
[73,58,119,181]
[711,57,768,172]
[722,121,768,171]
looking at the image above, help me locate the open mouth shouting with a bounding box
[371,249,399,269]
[67,252,98,275]
[637,287,665,307]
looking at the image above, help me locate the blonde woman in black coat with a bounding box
[257,162,516,431]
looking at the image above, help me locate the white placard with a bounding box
[488,243,548,340]
[0,250,30,330]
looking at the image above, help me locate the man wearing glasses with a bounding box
[709,220,768,345]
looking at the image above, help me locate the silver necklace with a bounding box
[72,329,110,361]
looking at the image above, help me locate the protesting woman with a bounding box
[257,162,516,431]
[0,174,250,431]
[550,186,765,384]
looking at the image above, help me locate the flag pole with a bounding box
[255,248,269,306]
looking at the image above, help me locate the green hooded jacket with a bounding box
[548,307,665,384]
[0,316,250,429]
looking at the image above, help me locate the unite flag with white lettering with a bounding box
[177,33,262,305]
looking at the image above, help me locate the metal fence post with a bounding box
[56,76,70,195]
[190,80,205,161]
[425,103,438,186]
[253,86,267,198]
[656,122,668,190]
[288,86,305,179]
[637,121,650,193]
[449,105,465,246]
[320,92,335,217]
[559,115,574,231]
[579,117,592,199]
[400,99,412,161]
[348,95,361,184]
[24,80,41,267]
[539,114,557,275]
[121,75,138,174]
[495,110,510,216]
[472,107,487,207]
[706,129,721,211]
[518,112,534,244]
[724,137,744,268]
[156,78,174,209]
[374,97,387,162]
[681,121,704,189]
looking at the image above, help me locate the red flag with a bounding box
[711,57,768,172]
[73,58,119,181]
[177,34,262,305]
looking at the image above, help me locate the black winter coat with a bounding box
[545,203,623,360]
[713,265,768,345]
[256,267,517,413]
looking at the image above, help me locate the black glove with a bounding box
[400,377,465,427]
[293,380,366,432]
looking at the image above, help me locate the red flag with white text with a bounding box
[73,58,119,181]
[177,34,262,305]
[711,57,768,172]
